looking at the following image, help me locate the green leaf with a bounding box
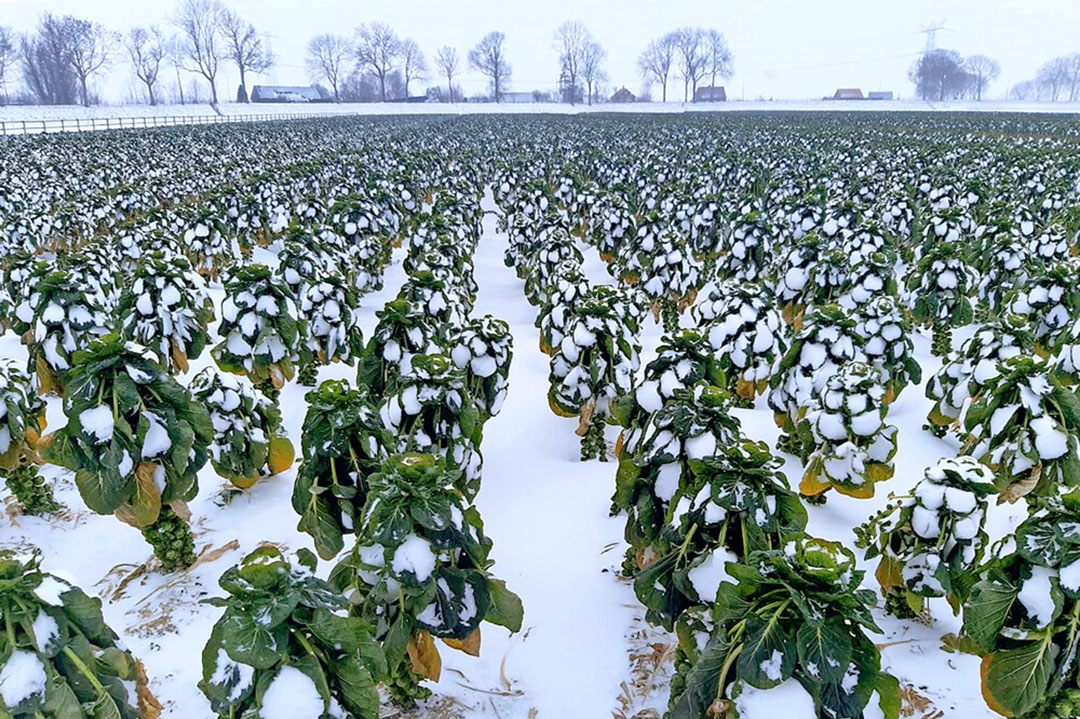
[293,472,344,560]
[736,616,795,689]
[74,464,132,515]
[305,608,371,654]
[484,578,524,634]
[383,614,411,670]
[43,662,86,719]
[220,609,289,670]
[60,587,113,645]
[796,619,852,684]
[873,673,902,719]
[199,624,254,714]
[963,579,1018,653]
[668,637,730,719]
[329,654,380,719]
[983,635,1058,717]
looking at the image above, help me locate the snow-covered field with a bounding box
[3,98,1080,134]
[0,186,1018,719]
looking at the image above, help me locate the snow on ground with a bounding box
[4,98,1080,134]
[0,190,1017,719]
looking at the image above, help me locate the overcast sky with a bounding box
[1,0,1074,102]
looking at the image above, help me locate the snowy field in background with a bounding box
[1,98,1080,127]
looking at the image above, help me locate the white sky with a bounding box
[0,0,1073,102]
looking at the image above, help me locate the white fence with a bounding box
[0,111,356,136]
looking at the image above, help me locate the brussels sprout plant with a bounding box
[293,379,389,560]
[0,359,59,515]
[856,456,996,619]
[548,287,641,461]
[963,493,1080,718]
[0,550,161,719]
[200,546,385,719]
[117,253,214,375]
[963,354,1080,502]
[190,368,293,490]
[41,337,212,570]
[212,265,308,399]
[667,535,899,719]
[329,454,522,705]
[799,362,898,500]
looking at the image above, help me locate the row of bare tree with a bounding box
[638,27,733,102]
[0,3,733,107]
[0,0,273,106]
[306,26,509,104]
[1011,55,1080,102]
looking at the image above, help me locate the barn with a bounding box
[250,86,329,103]
[694,86,727,102]
[610,87,636,103]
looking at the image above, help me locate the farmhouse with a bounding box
[610,87,636,103]
[250,86,329,103]
[830,88,865,100]
[694,86,727,102]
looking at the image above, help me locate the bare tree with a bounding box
[68,19,115,106]
[1010,79,1038,101]
[125,26,166,105]
[221,10,273,102]
[964,54,1000,101]
[165,34,187,103]
[1037,56,1071,101]
[581,39,606,105]
[553,20,588,104]
[674,27,706,101]
[639,35,675,102]
[354,22,399,102]
[174,0,225,104]
[399,38,426,98]
[702,29,733,89]
[306,34,349,102]
[0,27,16,105]
[1064,53,1080,101]
[434,45,459,102]
[469,31,510,102]
[20,14,79,105]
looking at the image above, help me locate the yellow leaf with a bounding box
[547,393,578,419]
[269,364,286,390]
[36,355,60,396]
[575,399,597,437]
[835,481,876,499]
[167,499,192,522]
[407,630,442,681]
[875,556,904,591]
[170,339,189,374]
[736,378,757,400]
[442,627,481,657]
[114,463,162,529]
[267,435,295,475]
[998,463,1040,504]
[799,467,831,496]
[230,474,261,490]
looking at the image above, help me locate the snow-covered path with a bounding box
[451,196,638,717]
